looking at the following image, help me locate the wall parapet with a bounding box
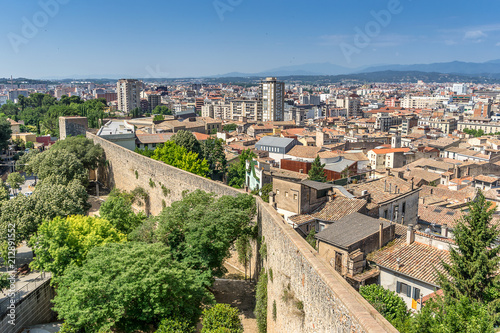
[86,131,397,333]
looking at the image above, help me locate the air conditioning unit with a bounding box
[361,190,368,196]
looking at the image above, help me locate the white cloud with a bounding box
[464,30,487,40]
[496,42,500,47]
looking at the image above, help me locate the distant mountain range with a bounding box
[213,59,500,77]
[4,59,500,84]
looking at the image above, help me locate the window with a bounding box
[396,282,412,298]
[285,191,289,198]
[276,189,280,195]
[293,194,298,200]
[413,287,420,300]
[384,210,388,219]
[402,202,406,215]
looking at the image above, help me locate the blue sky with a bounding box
[0,0,499,78]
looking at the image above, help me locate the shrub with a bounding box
[202,304,243,333]
[156,318,195,333]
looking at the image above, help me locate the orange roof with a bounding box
[370,148,410,154]
[192,132,211,141]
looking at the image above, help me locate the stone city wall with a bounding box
[87,132,397,333]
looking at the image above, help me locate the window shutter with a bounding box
[407,286,412,298]
[396,281,401,293]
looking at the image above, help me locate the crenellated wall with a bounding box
[87,132,397,333]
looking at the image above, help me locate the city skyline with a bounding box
[1,0,500,79]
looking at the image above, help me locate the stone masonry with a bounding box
[87,131,397,333]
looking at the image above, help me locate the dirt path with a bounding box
[212,279,258,333]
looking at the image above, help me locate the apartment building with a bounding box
[148,94,162,112]
[428,117,457,134]
[401,95,450,109]
[117,79,142,114]
[345,93,361,118]
[260,77,285,121]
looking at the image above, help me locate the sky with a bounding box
[0,0,499,79]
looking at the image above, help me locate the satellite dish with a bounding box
[425,228,431,234]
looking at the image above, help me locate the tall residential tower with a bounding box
[259,77,285,122]
[117,79,142,114]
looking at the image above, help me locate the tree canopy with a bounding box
[148,141,210,178]
[99,190,146,234]
[0,179,89,243]
[29,215,126,277]
[53,242,214,332]
[49,136,104,170]
[24,149,87,186]
[200,138,227,180]
[6,172,25,193]
[172,130,201,156]
[1,94,106,137]
[227,149,256,188]
[308,155,327,182]
[0,116,12,150]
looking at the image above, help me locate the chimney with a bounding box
[379,221,384,249]
[407,224,415,245]
[299,169,303,174]
[384,179,387,192]
[327,190,334,202]
[389,183,392,193]
[395,185,398,194]
[441,224,448,238]
[411,177,414,190]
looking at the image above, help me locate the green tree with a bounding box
[172,130,201,155]
[156,318,195,333]
[26,149,87,186]
[201,304,243,333]
[0,100,19,118]
[49,136,104,171]
[53,242,213,332]
[235,233,253,279]
[0,179,90,244]
[308,155,326,182]
[201,138,227,180]
[6,172,25,195]
[0,180,8,202]
[227,149,256,188]
[0,117,12,150]
[359,284,410,330]
[99,192,146,234]
[223,123,237,132]
[153,105,172,116]
[432,191,500,321]
[29,215,126,277]
[438,191,500,304]
[412,296,494,333]
[153,114,164,122]
[149,141,210,178]
[149,190,256,280]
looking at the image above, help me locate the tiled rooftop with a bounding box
[346,176,416,204]
[368,224,451,286]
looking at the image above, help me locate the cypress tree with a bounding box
[308,155,327,182]
[437,190,500,308]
